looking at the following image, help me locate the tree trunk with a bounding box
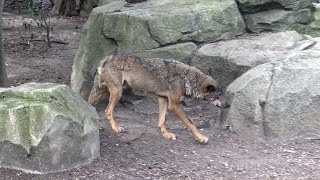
[79,0,99,17]
[51,0,98,17]
[0,0,9,87]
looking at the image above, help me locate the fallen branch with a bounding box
[18,42,31,46]
[28,39,69,45]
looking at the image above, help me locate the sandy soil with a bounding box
[1,2,320,180]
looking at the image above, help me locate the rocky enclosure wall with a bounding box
[72,0,320,98]
[71,0,320,141]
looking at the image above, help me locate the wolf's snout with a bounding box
[88,94,101,106]
[210,98,230,109]
[88,98,97,106]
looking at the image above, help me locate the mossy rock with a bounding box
[0,83,99,174]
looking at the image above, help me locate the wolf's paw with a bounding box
[162,131,176,140]
[112,125,125,133]
[195,134,208,144]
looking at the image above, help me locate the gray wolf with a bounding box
[88,55,230,143]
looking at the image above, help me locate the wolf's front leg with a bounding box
[158,97,176,140]
[168,99,208,144]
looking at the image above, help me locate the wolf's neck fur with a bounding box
[148,57,206,99]
[183,68,205,99]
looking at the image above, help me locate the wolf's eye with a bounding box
[205,85,216,92]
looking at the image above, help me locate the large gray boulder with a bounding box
[236,0,314,34]
[244,9,313,33]
[71,0,245,99]
[0,83,99,174]
[222,46,320,140]
[192,31,316,89]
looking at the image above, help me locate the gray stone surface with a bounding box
[136,42,197,64]
[71,0,245,99]
[0,83,99,174]
[237,0,313,13]
[222,45,320,140]
[192,31,316,89]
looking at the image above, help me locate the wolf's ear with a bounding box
[205,85,216,92]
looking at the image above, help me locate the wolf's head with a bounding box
[88,85,106,106]
[88,67,107,106]
[201,77,230,109]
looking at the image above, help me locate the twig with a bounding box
[123,132,145,143]
[50,40,69,45]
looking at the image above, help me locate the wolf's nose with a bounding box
[224,104,230,109]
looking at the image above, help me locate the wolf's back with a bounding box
[106,55,202,82]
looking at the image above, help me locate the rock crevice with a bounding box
[260,62,276,139]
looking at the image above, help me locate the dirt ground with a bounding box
[1,3,320,180]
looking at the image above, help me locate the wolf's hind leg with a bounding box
[158,97,176,140]
[105,86,125,133]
